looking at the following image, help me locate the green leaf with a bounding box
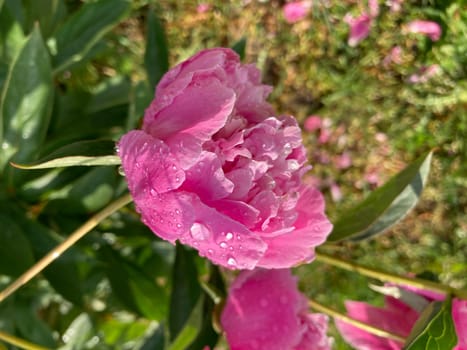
[231,37,247,60]
[403,299,458,350]
[0,26,53,177]
[144,8,169,88]
[0,210,35,277]
[102,246,168,321]
[22,0,67,38]
[14,297,56,348]
[11,139,121,169]
[127,80,152,131]
[169,244,202,341]
[0,3,26,88]
[45,166,117,214]
[328,151,433,242]
[58,314,93,350]
[139,324,165,350]
[0,200,85,305]
[50,0,131,73]
[168,296,204,350]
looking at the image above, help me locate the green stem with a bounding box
[315,251,467,299]
[0,331,50,350]
[0,193,133,303]
[308,299,406,343]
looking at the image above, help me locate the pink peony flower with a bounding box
[406,20,442,41]
[117,48,332,270]
[283,1,311,24]
[221,269,332,350]
[304,115,322,132]
[345,13,372,47]
[335,286,466,350]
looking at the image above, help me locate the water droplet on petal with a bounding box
[227,257,237,266]
[219,241,228,249]
[207,249,213,255]
[190,222,211,241]
[225,232,234,241]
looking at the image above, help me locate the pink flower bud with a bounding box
[345,13,372,47]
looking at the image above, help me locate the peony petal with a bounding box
[118,130,185,196]
[144,75,236,141]
[182,151,234,201]
[453,298,467,350]
[257,186,332,268]
[221,269,306,350]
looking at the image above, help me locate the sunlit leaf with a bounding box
[403,299,457,350]
[58,314,93,350]
[11,140,121,170]
[145,8,169,88]
[0,26,53,178]
[168,296,204,350]
[51,0,131,73]
[328,151,433,242]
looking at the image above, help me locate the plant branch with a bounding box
[0,193,133,303]
[315,251,467,299]
[308,299,406,343]
[0,330,50,350]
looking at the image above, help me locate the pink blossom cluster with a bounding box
[221,269,333,350]
[118,48,332,270]
[336,286,467,349]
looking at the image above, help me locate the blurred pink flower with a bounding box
[386,0,403,12]
[336,287,467,350]
[383,46,403,67]
[197,3,211,13]
[375,132,388,143]
[364,169,381,186]
[221,269,332,350]
[406,20,442,41]
[369,0,380,18]
[118,48,332,270]
[319,128,332,144]
[304,115,322,132]
[408,64,440,84]
[330,182,343,202]
[334,152,352,169]
[283,1,311,23]
[345,13,372,47]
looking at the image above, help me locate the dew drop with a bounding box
[190,222,211,241]
[207,249,214,255]
[175,209,180,215]
[176,223,182,229]
[219,241,228,249]
[225,232,234,241]
[227,257,237,266]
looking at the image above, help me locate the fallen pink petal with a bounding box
[406,20,442,41]
[283,1,311,24]
[118,48,332,270]
[345,13,372,46]
[304,115,322,132]
[221,269,332,350]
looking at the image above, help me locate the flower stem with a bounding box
[308,299,406,343]
[0,193,133,303]
[0,330,50,350]
[315,251,467,299]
